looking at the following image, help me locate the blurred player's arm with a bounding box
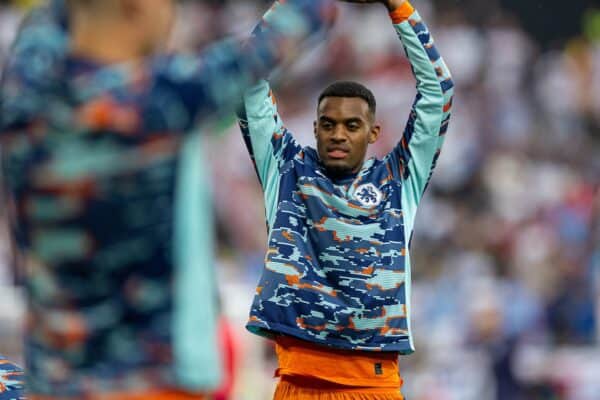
[149,0,337,131]
[381,1,454,207]
[1,0,337,132]
[0,0,68,130]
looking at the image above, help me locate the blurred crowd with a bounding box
[1,0,599,399]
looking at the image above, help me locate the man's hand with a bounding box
[337,0,407,12]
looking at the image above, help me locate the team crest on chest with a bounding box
[354,183,383,207]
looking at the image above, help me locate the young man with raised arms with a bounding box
[239,0,454,398]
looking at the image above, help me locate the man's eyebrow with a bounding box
[319,116,364,123]
[319,116,337,122]
[344,117,363,124]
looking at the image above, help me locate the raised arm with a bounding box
[238,80,302,228]
[0,0,337,132]
[381,1,454,219]
[236,0,332,227]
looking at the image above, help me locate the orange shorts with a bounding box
[30,389,205,400]
[97,390,205,400]
[273,336,404,400]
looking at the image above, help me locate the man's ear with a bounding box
[314,120,318,138]
[369,124,381,144]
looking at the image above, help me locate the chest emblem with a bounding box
[355,183,383,207]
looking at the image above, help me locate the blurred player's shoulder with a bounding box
[0,356,25,400]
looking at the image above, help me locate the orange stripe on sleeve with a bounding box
[443,99,453,112]
[389,2,415,25]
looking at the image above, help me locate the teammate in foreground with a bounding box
[0,356,24,400]
[0,0,336,398]
[238,0,454,398]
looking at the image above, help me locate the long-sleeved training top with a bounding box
[239,2,454,354]
[0,357,24,400]
[0,0,335,396]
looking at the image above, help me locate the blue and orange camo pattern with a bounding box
[0,0,336,397]
[239,8,454,354]
[0,357,24,400]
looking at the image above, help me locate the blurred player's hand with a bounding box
[337,0,406,12]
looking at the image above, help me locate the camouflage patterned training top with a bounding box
[0,356,24,400]
[0,0,335,397]
[239,3,454,354]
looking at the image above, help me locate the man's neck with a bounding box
[70,15,144,64]
[323,167,360,183]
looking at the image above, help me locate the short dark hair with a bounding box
[318,81,377,116]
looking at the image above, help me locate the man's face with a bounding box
[136,0,176,55]
[315,97,380,177]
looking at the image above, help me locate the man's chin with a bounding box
[322,161,354,177]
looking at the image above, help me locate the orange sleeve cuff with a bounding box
[389,1,415,24]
